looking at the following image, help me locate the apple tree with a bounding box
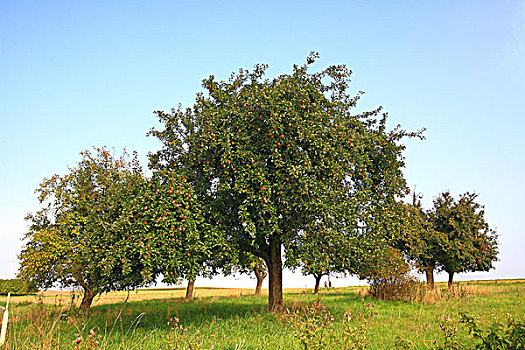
[149,53,422,311]
[431,191,498,289]
[286,224,359,293]
[18,148,145,311]
[117,168,231,300]
[393,193,445,289]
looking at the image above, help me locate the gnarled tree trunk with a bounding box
[185,279,195,300]
[80,288,96,312]
[253,260,267,296]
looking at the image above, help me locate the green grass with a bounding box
[1,281,524,349]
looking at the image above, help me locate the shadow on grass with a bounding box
[83,294,272,333]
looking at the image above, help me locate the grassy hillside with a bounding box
[1,280,523,349]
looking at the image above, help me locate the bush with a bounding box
[0,278,38,295]
[365,247,418,301]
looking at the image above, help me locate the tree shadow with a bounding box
[84,294,271,332]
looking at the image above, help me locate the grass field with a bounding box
[1,280,523,349]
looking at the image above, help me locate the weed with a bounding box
[287,298,378,349]
[286,299,335,350]
[337,300,378,349]
[162,317,213,350]
[434,316,461,350]
[73,328,101,350]
[393,335,417,349]
[460,312,525,349]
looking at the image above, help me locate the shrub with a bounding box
[365,247,418,301]
[0,278,38,295]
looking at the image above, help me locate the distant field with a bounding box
[4,279,522,307]
[5,285,372,307]
[1,280,523,349]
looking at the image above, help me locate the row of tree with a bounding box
[18,53,498,311]
[395,192,498,289]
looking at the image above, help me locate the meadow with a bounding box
[1,280,523,349]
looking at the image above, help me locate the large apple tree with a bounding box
[149,53,422,311]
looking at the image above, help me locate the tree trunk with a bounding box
[185,280,195,300]
[267,239,283,312]
[80,288,96,312]
[425,264,435,289]
[314,275,322,294]
[448,272,454,290]
[253,261,267,296]
[255,275,264,296]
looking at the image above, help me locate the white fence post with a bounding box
[0,292,11,346]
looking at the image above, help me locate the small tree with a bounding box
[395,193,445,289]
[287,225,358,294]
[18,148,144,311]
[432,192,498,289]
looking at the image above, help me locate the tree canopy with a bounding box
[18,148,144,311]
[149,52,423,310]
[393,193,444,288]
[432,191,498,288]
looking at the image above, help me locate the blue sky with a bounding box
[1,1,523,288]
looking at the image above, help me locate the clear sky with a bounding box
[1,1,523,289]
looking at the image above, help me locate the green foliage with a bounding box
[103,168,227,286]
[18,147,145,310]
[0,279,37,295]
[461,313,525,349]
[393,191,498,290]
[364,246,418,301]
[149,52,423,310]
[394,193,444,287]
[432,192,498,283]
[286,226,359,292]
